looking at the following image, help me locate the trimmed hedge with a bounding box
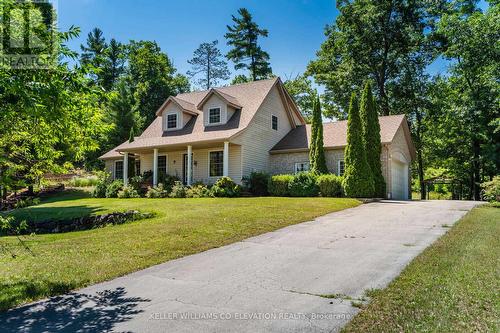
[317,174,343,197]
[289,172,319,197]
[268,174,294,196]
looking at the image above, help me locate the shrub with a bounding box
[289,172,319,197]
[159,174,180,192]
[92,172,111,198]
[15,197,41,209]
[211,177,241,197]
[69,175,99,187]
[481,176,500,202]
[169,181,187,198]
[268,174,294,196]
[145,184,169,198]
[186,184,212,198]
[244,171,270,196]
[105,180,124,198]
[117,185,140,198]
[343,92,375,198]
[317,174,343,197]
[129,175,144,193]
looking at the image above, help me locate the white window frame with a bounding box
[294,161,310,173]
[165,112,178,130]
[208,149,224,178]
[114,160,124,180]
[337,160,345,176]
[271,114,278,131]
[208,107,222,125]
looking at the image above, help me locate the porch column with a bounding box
[153,148,158,187]
[187,145,192,186]
[223,141,229,177]
[123,152,129,186]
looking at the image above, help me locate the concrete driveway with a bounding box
[1,200,480,333]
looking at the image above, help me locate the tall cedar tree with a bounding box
[360,82,385,197]
[342,93,375,197]
[225,8,272,81]
[309,95,328,174]
[187,40,230,90]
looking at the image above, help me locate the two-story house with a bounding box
[100,77,415,199]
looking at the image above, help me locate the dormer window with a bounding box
[209,107,221,124]
[167,113,177,129]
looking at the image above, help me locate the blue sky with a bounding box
[58,0,488,86]
[59,0,338,85]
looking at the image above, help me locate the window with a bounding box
[272,115,278,131]
[166,113,177,129]
[294,162,310,173]
[209,107,221,124]
[134,159,141,176]
[158,155,167,176]
[338,160,345,176]
[115,160,124,180]
[209,151,223,177]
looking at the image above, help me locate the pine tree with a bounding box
[187,40,230,90]
[102,38,125,91]
[80,28,108,86]
[342,93,374,197]
[310,94,328,174]
[225,8,272,81]
[360,82,386,197]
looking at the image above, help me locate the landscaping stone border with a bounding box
[19,210,154,235]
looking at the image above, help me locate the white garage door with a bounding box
[391,160,408,200]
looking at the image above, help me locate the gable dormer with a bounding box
[196,89,242,127]
[156,96,198,131]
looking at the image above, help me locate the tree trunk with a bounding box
[27,184,34,196]
[415,109,425,199]
[472,138,481,200]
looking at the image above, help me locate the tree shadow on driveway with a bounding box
[0,287,150,332]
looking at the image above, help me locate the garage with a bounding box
[391,152,409,200]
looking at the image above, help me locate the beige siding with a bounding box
[104,158,123,180]
[135,145,242,184]
[235,86,295,177]
[202,94,229,126]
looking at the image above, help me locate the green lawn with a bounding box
[0,191,360,311]
[342,204,499,332]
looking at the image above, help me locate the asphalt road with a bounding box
[1,200,480,333]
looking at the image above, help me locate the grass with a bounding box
[342,204,499,332]
[0,191,359,311]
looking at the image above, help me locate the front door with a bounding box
[182,153,193,185]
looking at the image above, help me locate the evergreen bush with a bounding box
[268,174,294,196]
[317,174,343,197]
[360,82,385,197]
[342,92,375,198]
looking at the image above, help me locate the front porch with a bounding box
[107,142,242,186]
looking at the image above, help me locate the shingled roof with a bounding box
[100,77,302,159]
[270,114,415,158]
